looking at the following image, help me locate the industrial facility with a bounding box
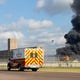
[0,38,18,61]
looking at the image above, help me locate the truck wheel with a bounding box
[32,68,38,72]
[8,67,11,71]
[7,63,11,71]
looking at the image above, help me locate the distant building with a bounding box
[0,38,18,61]
[0,50,10,61]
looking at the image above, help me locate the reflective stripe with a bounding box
[24,48,44,66]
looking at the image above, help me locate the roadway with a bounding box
[0,70,80,80]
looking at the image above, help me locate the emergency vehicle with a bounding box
[7,47,44,71]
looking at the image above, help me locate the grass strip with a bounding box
[0,65,80,73]
[0,65,7,69]
[39,67,80,73]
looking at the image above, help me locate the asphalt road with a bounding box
[0,70,80,80]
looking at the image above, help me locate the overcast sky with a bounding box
[0,0,74,55]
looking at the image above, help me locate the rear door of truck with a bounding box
[24,47,44,68]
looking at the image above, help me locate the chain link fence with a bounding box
[0,55,80,68]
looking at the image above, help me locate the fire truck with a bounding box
[7,47,44,71]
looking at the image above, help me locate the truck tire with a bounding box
[7,63,11,71]
[8,67,11,71]
[32,68,38,72]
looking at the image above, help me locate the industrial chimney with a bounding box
[8,38,18,52]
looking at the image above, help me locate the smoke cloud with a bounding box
[56,0,80,60]
[71,0,80,15]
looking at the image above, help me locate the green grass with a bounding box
[39,67,80,73]
[0,65,7,69]
[0,65,80,73]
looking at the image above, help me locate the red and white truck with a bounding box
[7,47,44,71]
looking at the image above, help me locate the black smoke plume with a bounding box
[56,0,80,59]
[71,0,80,15]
